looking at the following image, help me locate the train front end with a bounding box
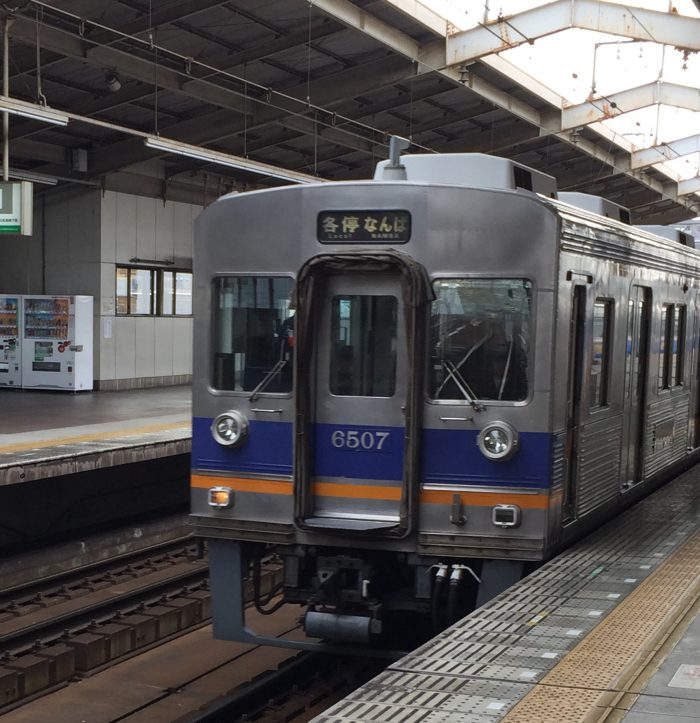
[190,153,562,650]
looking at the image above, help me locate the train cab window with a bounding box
[212,276,294,393]
[659,304,686,390]
[430,279,531,402]
[329,295,397,397]
[590,300,613,409]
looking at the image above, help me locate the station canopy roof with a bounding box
[2,0,699,225]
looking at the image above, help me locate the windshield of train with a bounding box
[212,276,295,393]
[430,279,532,402]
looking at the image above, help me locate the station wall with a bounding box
[98,190,201,390]
[0,187,201,390]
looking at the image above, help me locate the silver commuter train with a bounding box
[190,143,700,650]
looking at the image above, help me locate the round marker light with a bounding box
[211,411,249,447]
[477,421,519,461]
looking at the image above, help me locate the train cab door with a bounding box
[622,285,651,488]
[307,274,407,530]
[293,253,428,538]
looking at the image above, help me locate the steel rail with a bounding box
[1,562,208,655]
[0,535,198,603]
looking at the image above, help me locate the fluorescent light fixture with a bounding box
[144,136,321,185]
[0,96,69,127]
[9,168,58,186]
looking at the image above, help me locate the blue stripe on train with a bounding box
[192,417,293,476]
[192,417,552,488]
[313,423,404,480]
[422,428,551,487]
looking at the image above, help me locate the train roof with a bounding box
[201,154,700,263]
[373,153,558,198]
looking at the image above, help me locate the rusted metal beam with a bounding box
[445,0,700,65]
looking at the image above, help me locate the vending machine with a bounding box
[22,295,93,391]
[0,295,22,387]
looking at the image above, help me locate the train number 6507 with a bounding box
[331,430,389,450]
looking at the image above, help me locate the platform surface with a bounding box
[0,386,191,483]
[314,466,700,722]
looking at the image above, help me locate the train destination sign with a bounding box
[317,210,411,243]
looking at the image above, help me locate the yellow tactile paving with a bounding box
[503,530,700,722]
[0,420,190,454]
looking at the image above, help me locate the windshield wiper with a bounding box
[248,359,287,401]
[441,360,485,412]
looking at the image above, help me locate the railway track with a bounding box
[0,525,375,721]
[0,601,377,723]
[0,534,201,604]
[189,652,386,723]
[0,541,211,712]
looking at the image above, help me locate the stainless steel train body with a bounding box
[190,153,700,650]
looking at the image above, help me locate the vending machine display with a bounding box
[0,295,21,387]
[22,295,93,390]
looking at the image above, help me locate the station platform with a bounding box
[0,386,191,483]
[0,386,192,548]
[315,466,700,723]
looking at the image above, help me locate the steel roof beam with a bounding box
[8,138,66,164]
[10,13,413,135]
[104,0,231,37]
[7,0,230,80]
[445,0,700,65]
[46,53,414,177]
[370,0,447,36]
[310,0,422,61]
[679,177,700,196]
[370,0,698,215]
[279,116,376,155]
[550,82,700,132]
[631,134,700,169]
[315,2,626,170]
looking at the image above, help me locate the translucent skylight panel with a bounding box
[500,31,698,104]
[429,0,700,30]
[603,106,700,148]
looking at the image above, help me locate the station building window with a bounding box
[161,270,193,316]
[116,266,192,317]
[116,266,157,315]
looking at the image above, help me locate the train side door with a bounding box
[306,274,409,531]
[622,285,651,488]
[563,284,587,523]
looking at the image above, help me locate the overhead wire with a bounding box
[14,0,700,205]
[23,0,435,155]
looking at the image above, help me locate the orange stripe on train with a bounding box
[191,473,552,508]
[191,474,292,495]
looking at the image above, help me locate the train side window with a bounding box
[658,304,686,390]
[429,279,531,402]
[590,299,613,409]
[659,304,673,389]
[673,305,686,387]
[211,276,295,393]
